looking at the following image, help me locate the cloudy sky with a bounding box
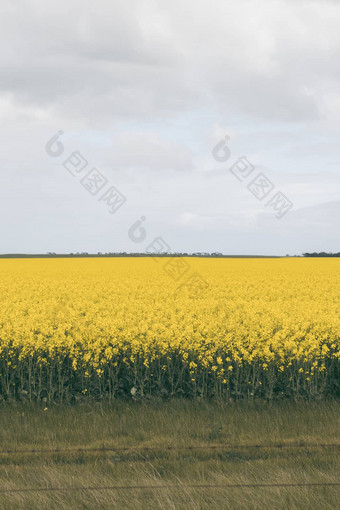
[1,0,340,255]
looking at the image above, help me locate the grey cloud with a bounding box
[2,0,340,123]
[105,132,194,171]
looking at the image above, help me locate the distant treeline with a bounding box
[0,252,281,259]
[303,252,340,257]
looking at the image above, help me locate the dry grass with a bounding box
[0,400,339,509]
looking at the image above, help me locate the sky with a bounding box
[1,0,340,256]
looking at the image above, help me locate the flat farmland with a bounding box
[0,257,339,401]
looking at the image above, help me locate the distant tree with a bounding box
[303,252,340,257]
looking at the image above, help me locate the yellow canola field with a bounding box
[0,257,339,400]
